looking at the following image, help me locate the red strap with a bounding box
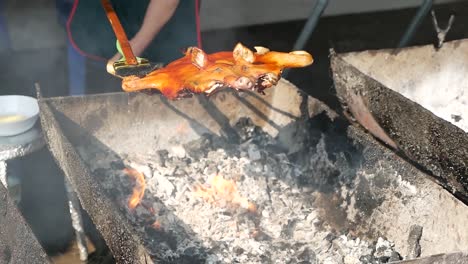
[66,0,107,62]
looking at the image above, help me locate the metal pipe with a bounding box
[397,0,434,48]
[283,0,329,79]
[65,180,89,262]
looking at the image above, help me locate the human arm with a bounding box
[110,0,180,62]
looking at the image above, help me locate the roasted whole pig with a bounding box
[119,43,313,99]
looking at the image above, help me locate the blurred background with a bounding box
[0,0,467,262]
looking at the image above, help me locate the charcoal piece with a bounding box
[378,256,390,263]
[154,150,169,167]
[252,229,271,241]
[259,253,272,263]
[359,254,378,263]
[451,114,462,122]
[297,247,316,263]
[110,161,125,170]
[179,247,207,264]
[145,226,178,251]
[183,134,213,159]
[234,117,257,140]
[234,246,245,255]
[389,251,402,262]
[406,225,423,259]
[247,144,262,161]
[281,219,298,239]
[324,233,337,242]
[262,145,285,156]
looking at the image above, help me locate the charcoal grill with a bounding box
[37,79,468,263]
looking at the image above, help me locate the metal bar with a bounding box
[283,0,329,79]
[397,0,434,48]
[65,180,89,262]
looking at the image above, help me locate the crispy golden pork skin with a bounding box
[120,43,313,99]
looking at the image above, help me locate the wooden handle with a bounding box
[101,0,138,65]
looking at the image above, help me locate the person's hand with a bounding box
[109,38,146,63]
[106,39,147,75]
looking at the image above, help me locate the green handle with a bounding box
[116,40,144,63]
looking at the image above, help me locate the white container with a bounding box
[0,95,39,136]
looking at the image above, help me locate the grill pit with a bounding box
[38,79,468,263]
[78,116,403,263]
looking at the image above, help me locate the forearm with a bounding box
[130,0,180,56]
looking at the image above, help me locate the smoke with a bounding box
[0,1,70,97]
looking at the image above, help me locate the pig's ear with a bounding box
[189,47,208,69]
[233,43,254,63]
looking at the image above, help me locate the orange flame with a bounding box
[194,174,257,212]
[123,167,146,209]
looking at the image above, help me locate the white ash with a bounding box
[77,118,405,263]
[399,64,468,133]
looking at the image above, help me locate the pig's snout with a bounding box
[233,76,254,90]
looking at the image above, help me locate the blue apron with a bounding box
[66,0,198,64]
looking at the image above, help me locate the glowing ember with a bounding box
[193,174,257,212]
[123,167,146,209]
[151,220,162,230]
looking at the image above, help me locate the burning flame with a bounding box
[194,174,257,212]
[123,167,146,209]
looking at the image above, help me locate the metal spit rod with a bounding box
[397,0,434,48]
[282,0,329,79]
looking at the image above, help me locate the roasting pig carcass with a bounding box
[119,43,313,99]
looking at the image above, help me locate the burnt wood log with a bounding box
[0,182,50,264]
[331,54,468,202]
